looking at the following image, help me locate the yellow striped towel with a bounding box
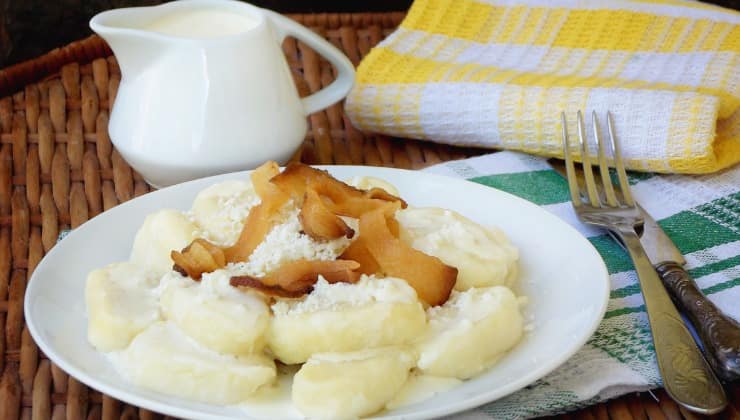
[345,0,740,174]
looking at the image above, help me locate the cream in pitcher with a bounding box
[144,9,260,38]
[90,0,355,187]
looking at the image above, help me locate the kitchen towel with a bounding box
[346,0,740,174]
[423,151,739,418]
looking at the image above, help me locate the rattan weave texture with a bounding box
[0,11,736,420]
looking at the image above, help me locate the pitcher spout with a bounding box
[90,7,167,77]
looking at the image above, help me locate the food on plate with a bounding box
[351,208,457,306]
[85,262,161,351]
[385,373,462,410]
[396,207,519,290]
[225,161,291,263]
[159,270,270,355]
[230,259,361,298]
[299,188,355,240]
[115,321,276,405]
[292,347,416,419]
[130,209,199,275]
[416,286,524,379]
[267,276,426,364]
[171,238,226,280]
[346,175,400,196]
[190,180,258,246]
[85,161,526,418]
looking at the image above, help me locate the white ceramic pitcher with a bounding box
[90,0,354,187]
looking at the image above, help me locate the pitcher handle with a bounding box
[266,11,355,115]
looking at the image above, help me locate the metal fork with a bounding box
[562,111,726,414]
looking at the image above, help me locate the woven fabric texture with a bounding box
[425,151,739,418]
[346,0,740,174]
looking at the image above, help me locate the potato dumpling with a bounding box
[396,207,519,290]
[191,180,259,246]
[345,175,400,196]
[293,347,416,419]
[267,276,426,364]
[160,270,270,356]
[85,262,161,351]
[117,322,276,405]
[416,286,524,379]
[130,209,199,275]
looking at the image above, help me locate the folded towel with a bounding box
[346,0,740,174]
[423,151,740,418]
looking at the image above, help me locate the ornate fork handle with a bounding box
[655,262,740,382]
[616,227,726,414]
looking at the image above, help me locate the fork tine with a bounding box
[578,111,600,206]
[593,111,618,206]
[607,112,634,206]
[561,112,582,207]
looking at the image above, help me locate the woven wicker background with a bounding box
[0,11,737,420]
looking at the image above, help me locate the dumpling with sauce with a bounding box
[267,276,426,364]
[292,346,416,419]
[130,209,199,275]
[116,321,275,405]
[190,180,259,246]
[416,286,524,379]
[396,207,518,290]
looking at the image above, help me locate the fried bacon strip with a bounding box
[230,259,361,297]
[299,188,354,240]
[268,162,406,237]
[271,163,407,217]
[228,277,306,298]
[358,209,457,306]
[224,161,290,263]
[171,161,457,306]
[339,235,380,275]
[171,238,227,280]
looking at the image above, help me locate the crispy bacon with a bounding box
[299,188,355,240]
[225,161,290,263]
[229,277,306,298]
[171,238,227,280]
[171,161,456,306]
[359,209,457,306]
[230,259,361,298]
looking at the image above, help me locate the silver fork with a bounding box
[562,111,726,414]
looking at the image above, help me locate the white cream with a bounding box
[386,373,463,410]
[145,9,259,39]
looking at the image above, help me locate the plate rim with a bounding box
[25,165,610,420]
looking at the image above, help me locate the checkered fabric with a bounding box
[346,0,740,174]
[424,151,739,418]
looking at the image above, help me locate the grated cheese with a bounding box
[271,275,418,317]
[227,207,351,278]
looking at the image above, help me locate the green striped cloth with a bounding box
[424,151,739,419]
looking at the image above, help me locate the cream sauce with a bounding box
[238,364,303,418]
[145,9,258,39]
[385,374,463,410]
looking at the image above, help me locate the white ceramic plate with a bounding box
[25,166,609,420]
